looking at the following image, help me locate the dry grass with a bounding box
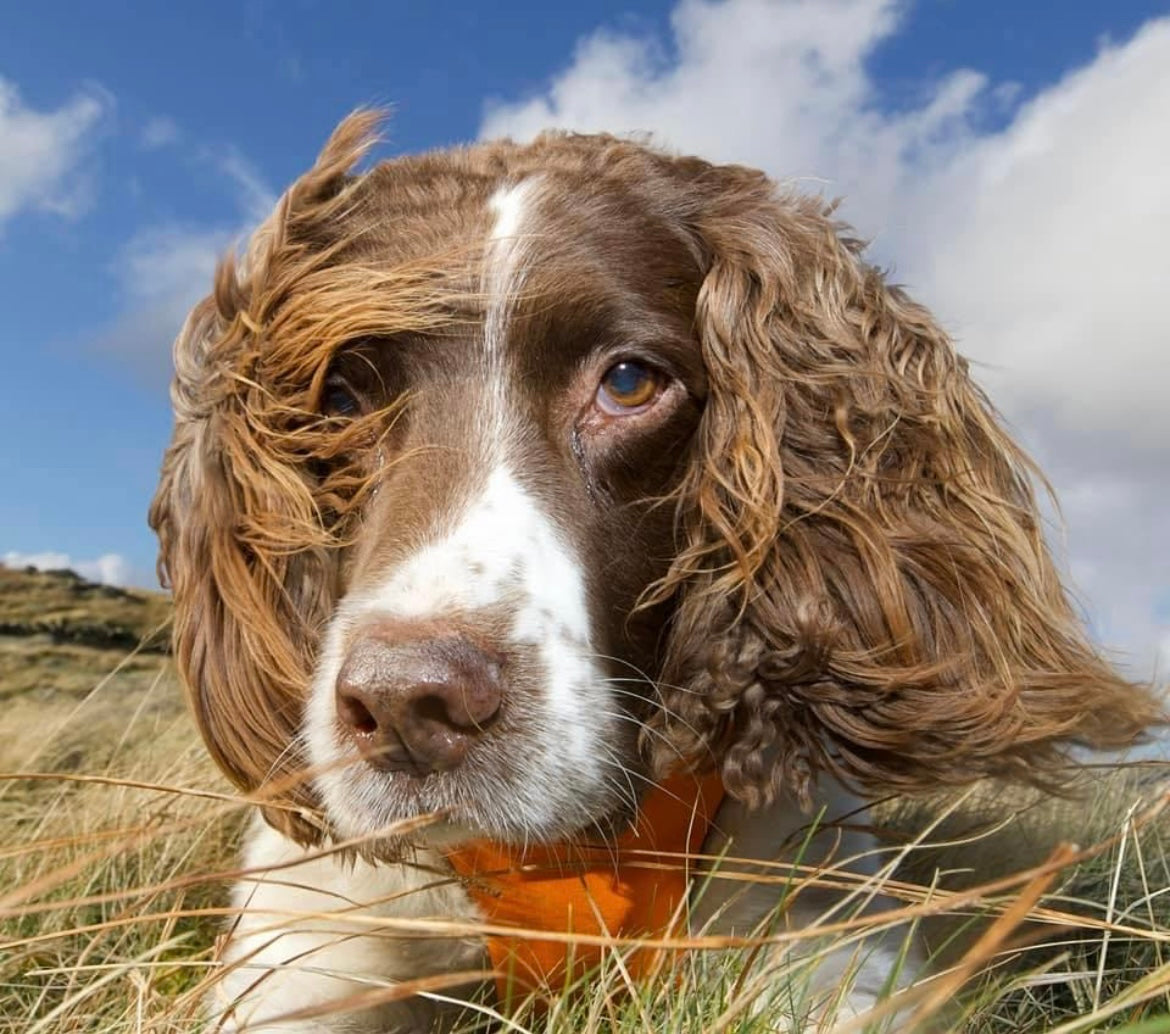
[0,680,233,1030]
[0,566,170,648]
[1,567,1168,1033]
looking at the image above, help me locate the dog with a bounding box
[149,110,1159,1031]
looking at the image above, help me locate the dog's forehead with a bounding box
[353,157,498,266]
[348,147,703,312]
[327,150,704,592]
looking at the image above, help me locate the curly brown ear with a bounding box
[650,164,1164,806]
[148,110,385,844]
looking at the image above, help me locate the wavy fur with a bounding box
[646,162,1160,805]
[150,112,1162,848]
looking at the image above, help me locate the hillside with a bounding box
[0,564,170,698]
[0,563,171,650]
[0,564,180,778]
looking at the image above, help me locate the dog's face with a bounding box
[150,113,1158,849]
[302,172,709,843]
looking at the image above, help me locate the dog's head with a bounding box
[150,112,1160,847]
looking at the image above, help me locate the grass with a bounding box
[1,709,231,1029]
[1,567,1168,1032]
[888,780,1170,1032]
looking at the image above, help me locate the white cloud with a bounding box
[482,0,1170,677]
[906,20,1170,442]
[481,0,985,224]
[3,551,132,587]
[100,224,233,383]
[140,115,179,149]
[100,153,274,383]
[212,147,277,223]
[0,77,110,227]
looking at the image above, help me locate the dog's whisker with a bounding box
[596,707,698,770]
[599,687,716,761]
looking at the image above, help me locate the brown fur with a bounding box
[150,110,1162,845]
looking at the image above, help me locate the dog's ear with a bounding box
[148,111,384,844]
[649,164,1162,806]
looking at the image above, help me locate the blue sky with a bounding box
[2,0,1167,675]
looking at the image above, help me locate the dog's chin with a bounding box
[326,804,619,861]
[330,817,490,864]
[315,760,634,856]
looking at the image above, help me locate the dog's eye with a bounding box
[320,379,360,418]
[597,361,661,414]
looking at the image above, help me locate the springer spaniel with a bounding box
[150,111,1158,1032]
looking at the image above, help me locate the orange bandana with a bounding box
[444,770,725,1001]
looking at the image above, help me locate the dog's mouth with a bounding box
[315,717,647,849]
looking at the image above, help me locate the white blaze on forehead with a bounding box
[484,178,538,359]
[488,179,532,247]
[479,178,539,468]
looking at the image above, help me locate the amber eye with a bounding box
[597,361,660,414]
[320,378,360,417]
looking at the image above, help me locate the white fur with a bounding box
[481,179,539,458]
[305,464,627,842]
[218,789,918,1033]
[484,179,536,361]
[210,819,484,1033]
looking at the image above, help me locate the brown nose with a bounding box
[335,624,503,775]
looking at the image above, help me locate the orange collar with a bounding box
[444,770,725,1003]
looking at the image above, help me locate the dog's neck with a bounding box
[444,769,726,999]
